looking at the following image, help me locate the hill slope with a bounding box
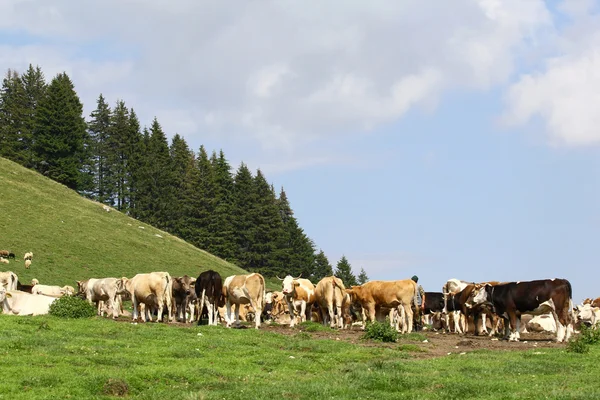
[0,157,247,286]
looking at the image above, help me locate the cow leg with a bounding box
[182,298,188,323]
[404,304,414,333]
[234,303,241,327]
[452,311,461,334]
[225,301,233,327]
[553,310,566,342]
[131,296,139,321]
[480,312,489,335]
[287,298,296,328]
[320,306,329,327]
[299,301,307,324]
[206,301,214,326]
[507,312,519,341]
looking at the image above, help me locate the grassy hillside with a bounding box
[0,157,247,286]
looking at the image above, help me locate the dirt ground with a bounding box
[259,324,564,359]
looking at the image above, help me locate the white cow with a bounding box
[526,313,558,333]
[0,288,57,316]
[121,272,173,323]
[0,271,18,291]
[223,273,265,329]
[576,304,600,328]
[77,277,125,319]
[31,284,68,297]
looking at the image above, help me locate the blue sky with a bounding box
[1,1,599,302]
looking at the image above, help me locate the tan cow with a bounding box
[121,272,173,323]
[0,287,57,316]
[314,276,346,328]
[77,277,125,319]
[31,284,68,297]
[347,279,418,333]
[279,275,316,327]
[222,273,265,329]
[0,271,18,291]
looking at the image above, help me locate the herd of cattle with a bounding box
[0,266,598,343]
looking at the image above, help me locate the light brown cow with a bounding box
[314,276,346,328]
[0,258,9,265]
[222,273,265,329]
[0,271,18,291]
[279,275,316,327]
[31,284,68,297]
[120,272,173,323]
[347,279,418,333]
[77,277,125,318]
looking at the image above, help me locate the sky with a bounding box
[1,0,599,302]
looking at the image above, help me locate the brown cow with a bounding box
[314,276,346,328]
[172,275,195,323]
[468,278,574,342]
[280,275,316,327]
[346,279,418,333]
[222,273,265,329]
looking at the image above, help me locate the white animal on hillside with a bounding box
[0,287,57,316]
[24,260,31,269]
[23,252,33,261]
[0,258,8,264]
[31,284,68,298]
[102,205,111,212]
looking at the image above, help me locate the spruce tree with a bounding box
[232,163,256,268]
[0,69,26,163]
[108,100,130,209]
[125,109,143,216]
[312,250,333,282]
[32,72,87,190]
[335,255,357,287]
[357,267,369,285]
[87,94,112,202]
[208,150,236,260]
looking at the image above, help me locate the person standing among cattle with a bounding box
[412,275,426,331]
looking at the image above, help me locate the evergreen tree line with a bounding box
[0,65,368,283]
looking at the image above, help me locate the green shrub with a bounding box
[362,321,398,342]
[567,324,600,354]
[49,296,97,319]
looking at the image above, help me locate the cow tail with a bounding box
[566,279,574,324]
[165,274,173,312]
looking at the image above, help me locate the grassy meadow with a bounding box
[0,315,598,399]
[0,157,247,287]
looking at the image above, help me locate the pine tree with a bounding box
[108,100,130,209]
[87,94,113,202]
[312,250,333,282]
[0,69,26,163]
[168,135,194,237]
[136,118,174,229]
[21,64,47,168]
[32,72,87,190]
[125,109,143,216]
[335,255,357,287]
[357,267,369,285]
[208,150,236,260]
[232,163,256,268]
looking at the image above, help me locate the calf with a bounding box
[172,275,194,323]
[468,278,573,342]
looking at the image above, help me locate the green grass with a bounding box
[0,315,599,399]
[0,157,247,286]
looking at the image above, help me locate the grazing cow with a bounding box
[31,284,69,297]
[347,279,418,333]
[8,252,15,260]
[23,252,33,261]
[121,272,173,323]
[172,275,195,323]
[222,273,265,329]
[0,250,9,258]
[77,277,124,319]
[279,275,316,327]
[0,287,57,316]
[195,270,223,326]
[468,278,573,342]
[0,271,18,291]
[24,260,31,269]
[0,258,8,264]
[314,276,347,329]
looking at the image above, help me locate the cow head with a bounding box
[175,276,193,296]
[576,304,600,326]
[31,278,39,286]
[280,275,302,296]
[117,277,131,294]
[467,284,489,306]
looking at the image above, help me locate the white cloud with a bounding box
[502,2,600,146]
[0,0,554,169]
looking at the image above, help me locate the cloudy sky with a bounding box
[1,0,599,301]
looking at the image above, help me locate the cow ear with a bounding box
[294,281,300,287]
